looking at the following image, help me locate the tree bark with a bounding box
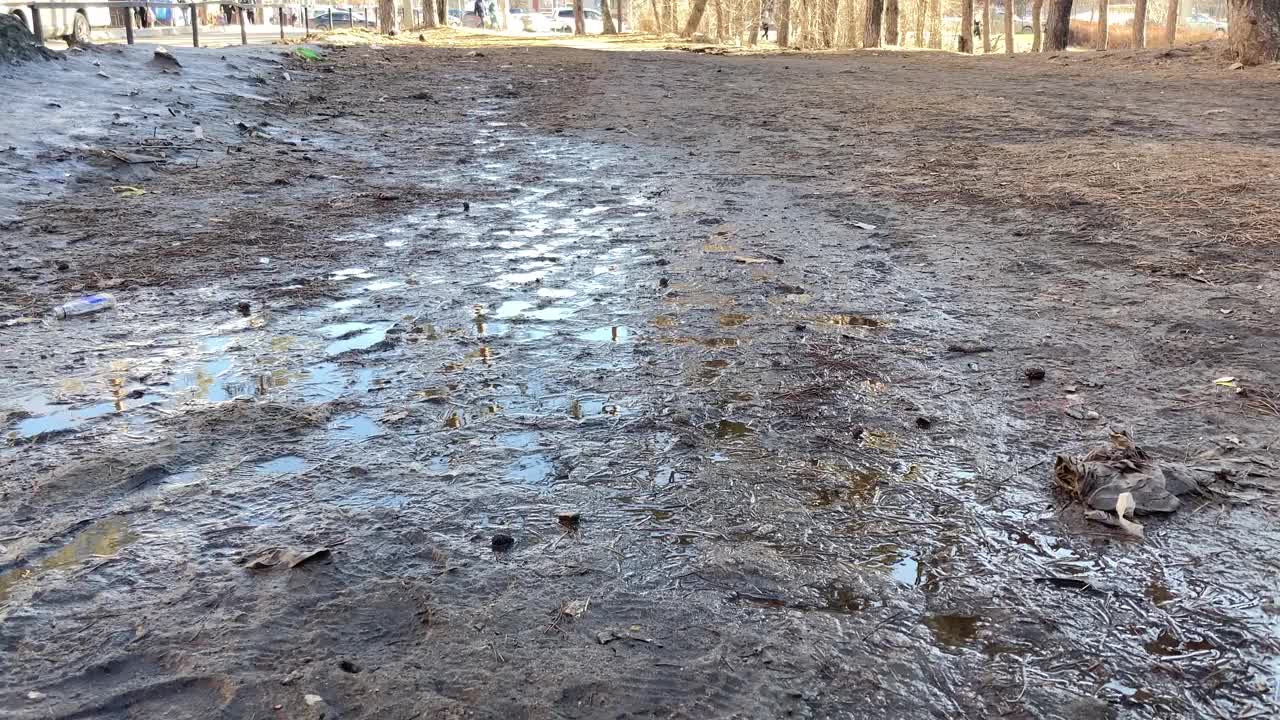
[883,0,898,43]
[914,0,925,45]
[1132,0,1145,46]
[748,0,761,43]
[1164,0,1178,45]
[401,0,414,30]
[981,0,991,50]
[574,0,585,33]
[778,0,791,43]
[423,0,436,26]
[602,0,617,33]
[649,0,661,30]
[379,0,399,33]
[437,0,446,25]
[617,0,624,31]
[1004,0,1014,51]
[1097,0,1108,47]
[1031,0,1043,48]
[959,0,973,50]
[1043,0,1071,49]
[823,0,840,45]
[666,0,676,33]
[682,0,709,35]
[715,0,726,39]
[864,0,883,45]
[1230,0,1280,62]
[928,0,942,46]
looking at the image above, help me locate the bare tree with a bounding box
[1004,0,1013,51]
[823,0,841,44]
[603,0,618,33]
[575,0,586,33]
[884,0,898,43]
[928,0,942,46]
[982,0,992,50]
[400,0,414,30]
[1097,0,1108,47]
[437,0,445,25]
[379,0,400,33]
[914,0,925,46]
[1230,0,1280,62]
[864,0,883,45]
[617,0,625,31]
[1164,0,1178,45]
[715,0,726,39]
[1043,0,1071,49]
[683,0,710,35]
[1031,0,1042,48]
[649,0,661,30]
[1133,0,1145,46]
[747,0,761,43]
[960,0,974,50]
[778,0,791,42]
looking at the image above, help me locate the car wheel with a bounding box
[72,11,90,43]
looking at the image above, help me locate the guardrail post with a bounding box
[346,5,352,28]
[190,3,200,46]
[29,4,43,46]
[238,4,247,43]
[278,6,284,38]
[124,4,135,43]
[327,5,333,29]
[304,7,309,33]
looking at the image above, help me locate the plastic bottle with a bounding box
[53,293,116,320]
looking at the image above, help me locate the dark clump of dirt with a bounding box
[0,14,57,64]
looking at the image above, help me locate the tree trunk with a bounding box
[1132,0,1145,46]
[1004,0,1014,51]
[823,0,840,45]
[574,0,585,33]
[379,0,399,33]
[1230,0,1280,62]
[748,0,761,43]
[423,0,437,26]
[401,0,414,30]
[715,0,726,38]
[1097,0,1108,47]
[778,0,791,43]
[1043,0,1071,49]
[437,0,446,25]
[1164,0,1177,45]
[617,0,624,31]
[666,0,676,33]
[682,0,709,35]
[864,0,883,45]
[649,0,660,30]
[981,0,991,50]
[913,0,925,45]
[602,0,617,32]
[928,0,941,46]
[884,0,898,42]
[1031,0,1043,48]
[959,0,973,50]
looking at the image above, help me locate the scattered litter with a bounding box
[733,256,771,265]
[53,293,116,319]
[96,71,110,79]
[852,221,877,230]
[596,628,656,645]
[491,533,514,551]
[242,547,332,569]
[561,599,589,618]
[947,342,993,354]
[304,694,324,706]
[111,185,146,198]
[193,124,204,141]
[1024,366,1046,381]
[294,47,322,61]
[150,47,182,70]
[1214,376,1238,388]
[1228,61,1244,70]
[26,691,46,701]
[557,511,581,527]
[1054,431,1275,523]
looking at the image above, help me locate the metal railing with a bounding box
[12,0,379,47]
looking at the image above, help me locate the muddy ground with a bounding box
[1,33,1279,720]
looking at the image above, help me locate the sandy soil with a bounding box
[1,31,1278,720]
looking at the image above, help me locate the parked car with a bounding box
[312,9,377,28]
[551,7,603,33]
[1187,12,1227,33]
[447,8,464,26]
[520,10,558,32]
[460,10,482,27]
[3,2,110,43]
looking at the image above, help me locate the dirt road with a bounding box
[1,35,1278,719]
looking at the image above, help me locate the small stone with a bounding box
[26,691,46,701]
[237,301,251,317]
[557,511,581,527]
[915,416,932,429]
[491,533,514,551]
[304,694,324,706]
[338,659,361,673]
[1023,366,1046,381]
[1064,385,1078,393]
[755,523,777,536]
[56,261,70,271]
[1085,410,1100,420]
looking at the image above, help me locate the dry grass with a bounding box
[1069,20,1221,49]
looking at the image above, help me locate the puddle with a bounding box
[818,314,883,328]
[323,323,392,355]
[508,454,553,483]
[12,391,161,439]
[492,300,573,321]
[578,326,632,343]
[332,267,375,280]
[497,431,541,449]
[327,414,381,441]
[201,336,234,352]
[926,614,982,647]
[0,516,138,603]
[707,420,753,439]
[256,455,307,474]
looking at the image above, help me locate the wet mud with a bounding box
[1,41,1278,719]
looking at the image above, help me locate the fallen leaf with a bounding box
[1214,376,1238,387]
